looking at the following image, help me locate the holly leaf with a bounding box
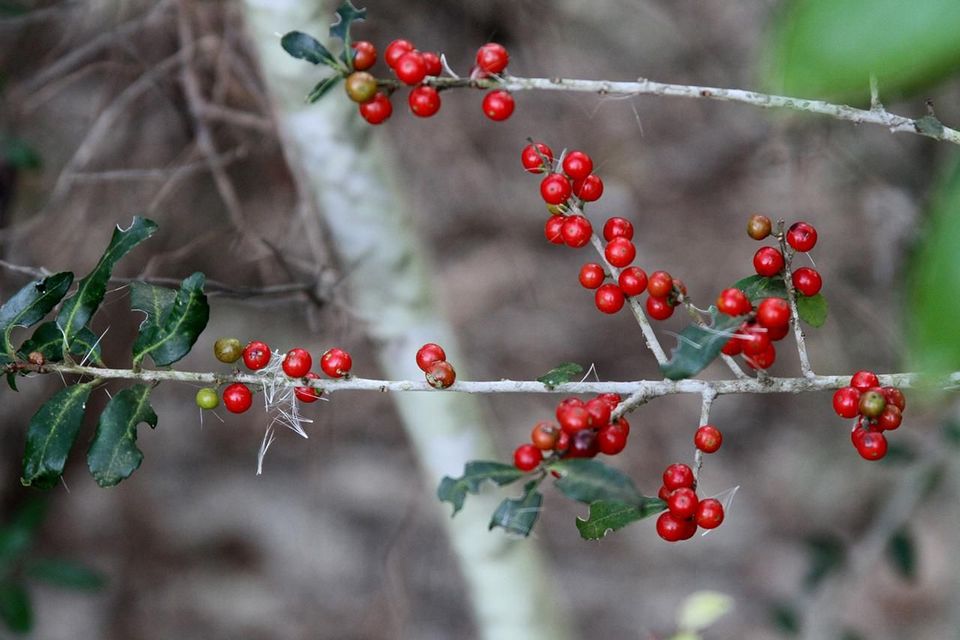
[660,310,746,381]
[20,383,94,489]
[281,31,338,68]
[329,1,367,66]
[131,272,209,367]
[129,281,177,336]
[0,137,41,170]
[549,459,643,505]
[18,322,102,365]
[437,461,525,516]
[86,385,157,487]
[731,274,787,303]
[537,362,583,389]
[24,559,104,591]
[56,217,156,353]
[0,582,31,633]
[488,481,543,537]
[575,498,666,540]
[796,293,828,327]
[307,75,343,103]
[886,527,917,581]
[0,498,46,573]
[0,272,73,357]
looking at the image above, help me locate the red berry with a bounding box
[223,383,253,414]
[597,393,621,411]
[359,92,393,124]
[850,370,880,391]
[716,288,751,316]
[554,430,571,454]
[540,173,572,205]
[282,348,312,378]
[696,498,724,529]
[656,512,696,542]
[740,324,772,356]
[595,284,625,314]
[531,422,560,450]
[295,372,322,403]
[597,424,628,455]
[602,217,634,241]
[320,348,353,378]
[482,90,514,121]
[604,238,636,268]
[384,39,414,68]
[877,404,903,431]
[521,142,553,174]
[792,267,822,296]
[351,41,377,71]
[721,336,742,356]
[585,397,612,427]
[858,390,886,418]
[658,486,672,502]
[421,51,442,76]
[557,405,591,435]
[571,174,603,201]
[646,296,674,320]
[753,246,785,277]
[618,267,647,296]
[566,429,599,458]
[416,343,447,372]
[544,216,566,244]
[855,431,888,461]
[556,397,584,414]
[647,271,673,298]
[663,463,694,490]
[475,42,509,74]
[242,340,271,370]
[562,151,593,181]
[394,51,427,85]
[882,387,906,412]
[694,425,722,453]
[668,487,699,520]
[766,322,790,341]
[562,215,593,248]
[408,85,441,117]
[611,416,629,436]
[832,386,861,418]
[756,297,790,329]
[513,444,542,471]
[744,343,776,370]
[578,263,605,289]
[425,360,456,388]
[747,214,772,240]
[787,221,818,252]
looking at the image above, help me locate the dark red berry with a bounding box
[663,463,694,490]
[320,348,353,378]
[647,271,673,298]
[540,173,572,205]
[855,431,888,460]
[850,370,880,391]
[554,430,570,453]
[566,429,599,458]
[282,348,312,378]
[394,51,427,85]
[295,372,322,403]
[756,297,790,329]
[668,487,699,520]
[425,360,456,388]
[696,498,724,529]
[514,444,542,471]
[658,486,672,502]
[882,387,906,412]
[544,216,565,244]
[656,512,696,542]
[597,393,621,411]
[694,425,722,453]
[359,92,393,124]
[351,41,377,71]
[223,383,253,414]
[740,324,772,356]
[832,386,861,418]
[384,39,414,68]
[602,217,634,241]
[572,174,603,201]
[721,336,742,356]
[597,424,628,455]
[595,284,625,314]
[747,214,772,240]
[716,288,751,316]
[792,267,822,296]
[562,215,593,248]
[877,404,903,431]
[579,263,605,289]
[605,238,636,268]
[646,296,674,320]
[531,422,560,450]
[482,90,514,121]
[408,85,441,117]
[753,246,785,277]
[421,51,442,76]
[744,343,776,370]
[557,405,591,435]
[521,142,553,174]
[562,151,593,181]
[585,398,612,428]
[416,343,447,372]
[611,417,629,436]
[787,221,818,252]
[242,340,271,370]
[475,43,509,74]
[618,267,647,296]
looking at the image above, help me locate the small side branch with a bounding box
[692,388,718,483]
[778,222,816,378]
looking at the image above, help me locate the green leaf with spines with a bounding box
[20,382,95,489]
[549,459,644,505]
[0,582,32,633]
[536,362,583,389]
[86,385,157,487]
[731,274,827,326]
[796,293,828,327]
[24,559,104,591]
[0,272,73,357]
[488,481,543,537]
[56,217,156,354]
[18,322,102,365]
[576,498,667,540]
[886,527,917,581]
[437,461,525,516]
[307,75,342,103]
[281,31,339,68]
[660,310,746,381]
[131,272,209,367]
[329,1,367,67]
[129,281,177,336]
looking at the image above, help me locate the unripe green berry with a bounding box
[747,214,772,240]
[345,71,378,103]
[195,387,219,410]
[859,390,886,419]
[214,337,243,364]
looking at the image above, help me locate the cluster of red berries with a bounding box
[654,462,726,542]
[747,214,822,296]
[344,39,514,124]
[196,338,353,414]
[416,343,456,389]
[832,370,906,461]
[521,142,685,318]
[512,393,630,471]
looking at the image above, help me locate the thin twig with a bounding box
[778,221,816,378]
[692,388,718,484]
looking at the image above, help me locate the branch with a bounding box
[778,222,816,378]
[692,388,718,484]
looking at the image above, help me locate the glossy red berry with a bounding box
[663,463,695,490]
[716,288,751,316]
[562,215,593,248]
[832,386,861,418]
[544,216,565,244]
[792,267,822,296]
[694,425,722,453]
[521,142,553,174]
[656,512,696,542]
[647,271,673,298]
[572,174,603,202]
[741,324,772,356]
[877,404,903,431]
[295,372,322,403]
[618,267,647,296]
[604,238,636,268]
[282,348,312,378]
[394,51,427,85]
[482,90,514,121]
[787,221,818,252]
[416,343,447,372]
[882,387,906,412]
[602,217,634,241]
[513,444,542,471]
[384,39,414,68]
[858,390,886,418]
[668,487,699,520]
[540,173,572,205]
[242,340,271,370]
[747,214,772,240]
[597,424,628,455]
[425,360,456,388]
[766,322,790,341]
[756,297,790,329]
[566,429,599,458]
[475,43,509,74]
[408,85,441,117]
[223,383,253,414]
[597,393,621,411]
[351,41,377,71]
[611,417,629,436]
[595,284,625,314]
[557,404,591,435]
[658,486,672,502]
[744,343,776,370]
[696,498,724,529]
[753,246,785,277]
[855,431,888,460]
[421,51,442,76]
[850,370,880,391]
[562,151,593,180]
[531,422,560,450]
[359,92,393,125]
[585,398,612,428]
[575,263,604,289]
[646,296,674,320]
[320,348,353,378]
[721,336,742,356]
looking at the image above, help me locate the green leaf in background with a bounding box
[676,591,735,633]
[796,293,828,327]
[307,75,343,103]
[0,272,73,356]
[909,158,960,374]
[766,0,960,102]
[0,499,46,573]
[0,137,41,170]
[20,383,95,489]
[129,281,177,336]
[549,459,643,505]
[281,31,339,68]
[329,1,367,67]
[0,582,31,633]
[488,481,543,537]
[56,217,156,352]
[24,559,104,591]
[769,602,800,635]
[437,461,525,516]
[131,272,209,367]
[886,527,917,581]
[18,322,102,365]
[536,362,583,389]
[575,498,666,540]
[86,385,157,487]
[803,534,846,590]
[660,310,745,381]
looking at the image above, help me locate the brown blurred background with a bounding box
[1,1,959,639]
